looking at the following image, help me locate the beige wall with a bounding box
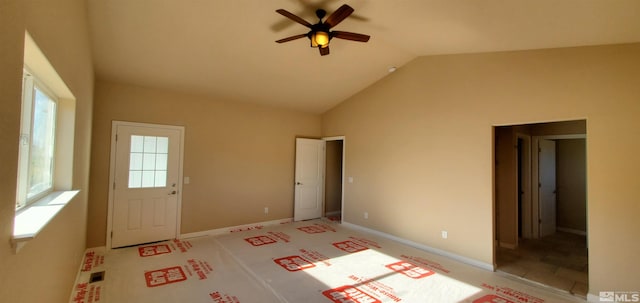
[325,140,343,214]
[557,139,587,232]
[87,81,321,247]
[322,43,640,294]
[0,0,94,302]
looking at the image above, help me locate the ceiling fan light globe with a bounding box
[313,31,330,48]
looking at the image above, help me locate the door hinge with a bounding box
[113,182,116,190]
[115,133,118,141]
[110,231,113,238]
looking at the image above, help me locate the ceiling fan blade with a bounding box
[276,9,313,28]
[319,46,330,56]
[332,31,370,42]
[324,4,354,28]
[276,34,308,43]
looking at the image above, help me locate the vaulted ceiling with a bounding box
[87,0,640,113]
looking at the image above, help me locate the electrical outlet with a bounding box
[441,230,448,239]
[264,207,269,215]
[364,212,368,219]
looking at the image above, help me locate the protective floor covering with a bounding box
[70,219,585,303]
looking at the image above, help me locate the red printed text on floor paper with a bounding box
[300,248,332,266]
[399,254,451,273]
[185,259,213,280]
[71,283,103,303]
[138,244,172,257]
[81,250,104,272]
[273,255,316,271]
[297,223,336,234]
[322,285,382,303]
[230,225,263,232]
[347,275,402,302]
[267,231,291,242]
[171,239,192,253]
[473,294,516,303]
[145,266,187,287]
[348,236,381,249]
[245,235,277,246]
[209,291,241,303]
[385,261,435,279]
[332,240,368,253]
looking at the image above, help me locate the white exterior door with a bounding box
[110,123,183,248]
[538,139,557,238]
[294,138,325,221]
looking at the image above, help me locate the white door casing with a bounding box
[538,139,557,238]
[108,122,184,248]
[294,138,325,221]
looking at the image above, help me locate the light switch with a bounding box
[184,176,190,184]
[348,177,354,183]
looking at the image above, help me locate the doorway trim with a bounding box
[323,136,345,223]
[106,121,185,249]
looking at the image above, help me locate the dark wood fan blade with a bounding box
[324,4,354,28]
[332,31,370,42]
[276,34,307,43]
[276,9,313,28]
[319,46,330,56]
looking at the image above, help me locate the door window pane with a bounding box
[157,137,168,153]
[128,135,169,188]
[141,171,155,187]
[129,153,143,170]
[154,171,167,187]
[129,171,142,188]
[143,153,156,170]
[131,135,144,153]
[143,136,157,153]
[155,154,167,170]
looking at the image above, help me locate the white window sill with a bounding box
[12,190,79,253]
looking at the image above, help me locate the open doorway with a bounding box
[494,120,588,298]
[324,137,344,222]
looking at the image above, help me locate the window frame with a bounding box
[16,67,59,210]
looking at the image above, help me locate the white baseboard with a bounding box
[180,218,293,239]
[557,226,587,236]
[341,221,495,272]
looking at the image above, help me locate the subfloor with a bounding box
[71,220,585,302]
[496,232,588,298]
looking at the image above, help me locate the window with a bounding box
[12,32,78,252]
[128,135,169,188]
[16,70,58,209]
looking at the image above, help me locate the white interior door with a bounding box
[538,139,557,238]
[110,123,182,248]
[294,138,325,221]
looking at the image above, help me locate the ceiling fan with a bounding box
[275,4,370,56]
